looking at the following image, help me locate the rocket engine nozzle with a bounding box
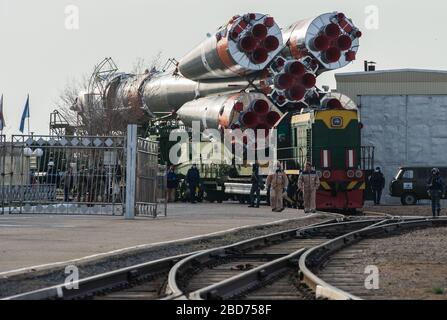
[301,73,316,88]
[320,93,358,110]
[178,13,283,81]
[285,61,305,76]
[263,35,280,52]
[252,24,268,39]
[325,23,341,38]
[337,35,353,51]
[265,57,317,106]
[285,86,306,101]
[252,99,270,115]
[313,35,330,52]
[282,12,361,74]
[239,36,257,52]
[176,92,282,147]
[241,112,259,128]
[264,111,281,127]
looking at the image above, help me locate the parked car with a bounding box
[389,166,447,205]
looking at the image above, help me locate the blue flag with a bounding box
[19,95,30,133]
[0,94,4,131]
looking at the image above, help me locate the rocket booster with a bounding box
[177,92,282,132]
[282,12,361,74]
[77,11,361,137]
[178,13,283,80]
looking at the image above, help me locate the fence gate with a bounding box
[1,134,126,215]
[134,137,167,218]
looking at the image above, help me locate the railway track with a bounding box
[299,217,447,300]
[167,218,388,300]
[4,215,445,301]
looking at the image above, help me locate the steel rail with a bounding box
[2,252,193,300]
[2,214,342,300]
[299,217,447,300]
[6,215,424,301]
[167,217,388,299]
[188,248,308,300]
[180,217,418,300]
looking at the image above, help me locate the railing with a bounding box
[276,146,375,171]
[360,146,375,171]
[1,134,126,215]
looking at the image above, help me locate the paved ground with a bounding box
[0,202,306,273]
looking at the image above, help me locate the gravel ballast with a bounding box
[320,226,447,300]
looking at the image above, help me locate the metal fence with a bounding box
[135,138,167,218]
[1,134,126,215]
[0,128,166,218]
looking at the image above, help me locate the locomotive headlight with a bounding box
[355,170,364,179]
[323,170,331,179]
[347,170,355,179]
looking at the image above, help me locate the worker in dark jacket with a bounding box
[62,167,74,202]
[370,167,385,205]
[248,164,262,208]
[186,164,200,204]
[166,166,178,203]
[427,168,445,217]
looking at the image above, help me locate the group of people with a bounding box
[362,166,445,217]
[167,163,446,217]
[249,162,320,213]
[60,164,123,204]
[167,162,320,212]
[166,164,201,203]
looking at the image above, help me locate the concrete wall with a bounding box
[359,95,447,203]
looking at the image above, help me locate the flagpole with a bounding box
[27,94,30,135]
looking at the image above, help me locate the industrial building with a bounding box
[336,69,447,203]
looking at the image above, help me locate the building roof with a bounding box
[336,69,447,83]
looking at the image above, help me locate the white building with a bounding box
[336,69,447,203]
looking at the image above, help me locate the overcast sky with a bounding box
[0,0,446,135]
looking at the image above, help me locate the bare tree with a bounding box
[131,51,162,75]
[54,74,89,129]
[55,54,163,136]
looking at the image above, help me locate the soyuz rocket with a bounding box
[76,11,361,142]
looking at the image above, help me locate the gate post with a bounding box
[125,124,138,220]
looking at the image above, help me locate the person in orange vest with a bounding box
[266,163,288,212]
[298,162,320,213]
